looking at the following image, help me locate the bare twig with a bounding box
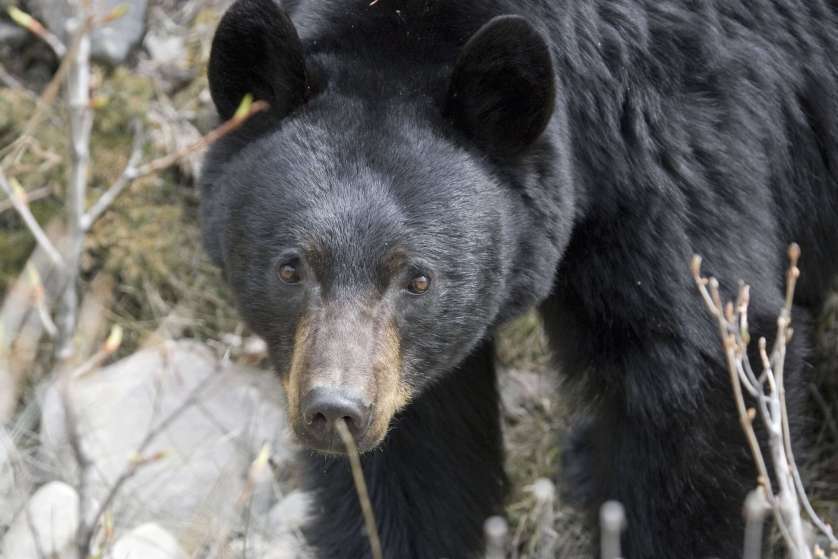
[0,185,52,215]
[133,98,269,179]
[0,219,67,422]
[0,167,65,269]
[80,121,144,231]
[335,419,383,559]
[0,13,92,164]
[7,6,67,57]
[56,9,94,359]
[691,257,786,531]
[70,325,122,379]
[26,264,58,338]
[692,246,836,559]
[81,98,269,231]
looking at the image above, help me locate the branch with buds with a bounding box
[692,244,837,559]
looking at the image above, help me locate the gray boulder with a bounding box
[39,340,301,554]
[30,0,147,64]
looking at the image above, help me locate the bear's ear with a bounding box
[208,0,309,121]
[446,16,556,156]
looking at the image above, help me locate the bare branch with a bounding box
[0,13,93,165]
[7,6,67,57]
[0,185,52,215]
[336,419,383,559]
[56,10,94,359]
[26,263,58,338]
[692,256,797,550]
[80,121,144,231]
[132,99,270,179]
[0,167,65,269]
[691,246,835,559]
[81,99,269,231]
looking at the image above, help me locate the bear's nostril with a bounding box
[310,412,328,434]
[300,388,370,447]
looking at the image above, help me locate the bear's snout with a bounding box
[281,300,412,453]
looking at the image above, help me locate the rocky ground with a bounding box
[0,1,835,558]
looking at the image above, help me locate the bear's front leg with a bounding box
[555,327,808,559]
[301,341,506,559]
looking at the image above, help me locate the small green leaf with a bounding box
[7,7,34,30]
[233,93,254,120]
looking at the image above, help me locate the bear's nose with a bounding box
[300,388,370,448]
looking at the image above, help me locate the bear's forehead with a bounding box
[247,102,496,209]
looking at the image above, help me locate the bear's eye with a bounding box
[407,274,431,295]
[277,261,301,284]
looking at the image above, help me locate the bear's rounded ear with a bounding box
[208,0,309,121]
[446,16,556,156]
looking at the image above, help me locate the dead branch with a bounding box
[692,245,837,558]
[81,98,269,231]
[7,6,67,57]
[56,8,94,360]
[0,12,92,165]
[79,121,144,231]
[0,168,65,269]
[0,185,52,215]
[336,419,384,559]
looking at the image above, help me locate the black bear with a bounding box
[200,0,838,557]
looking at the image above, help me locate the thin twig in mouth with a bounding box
[336,419,384,559]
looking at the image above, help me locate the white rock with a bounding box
[1,481,80,559]
[39,340,296,553]
[109,523,187,559]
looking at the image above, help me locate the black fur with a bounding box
[303,341,505,558]
[201,1,838,557]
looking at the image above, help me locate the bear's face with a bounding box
[202,0,560,453]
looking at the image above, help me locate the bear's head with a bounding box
[201,0,573,454]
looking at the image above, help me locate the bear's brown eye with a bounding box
[277,262,301,284]
[407,274,431,295]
